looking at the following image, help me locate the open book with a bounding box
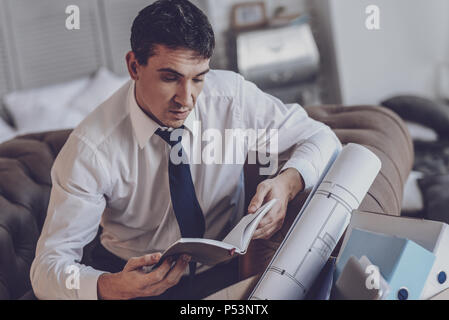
[158,199,278,266]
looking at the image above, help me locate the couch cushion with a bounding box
[0,130,70,299]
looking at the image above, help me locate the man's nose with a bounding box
[174,82,194,108]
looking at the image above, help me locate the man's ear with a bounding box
[126,51,139,80]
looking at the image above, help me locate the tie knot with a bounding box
[155,127,184,147]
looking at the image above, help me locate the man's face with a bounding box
[127,45,210,128]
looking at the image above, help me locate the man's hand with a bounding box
[248,168,304,240]
[97,253,191,300]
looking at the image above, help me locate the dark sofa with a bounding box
[0,105,413,299]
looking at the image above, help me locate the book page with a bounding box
[157,199,278,266]
[161,239,237,265]
[222,198,278,251]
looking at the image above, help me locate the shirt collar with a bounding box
[128,81,196,149]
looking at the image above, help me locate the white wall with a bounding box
[324,0,449,105]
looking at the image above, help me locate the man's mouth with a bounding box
[169,109,190,120]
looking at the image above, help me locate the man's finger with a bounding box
[143,255,190,296]
[257,215,274,229]
[256,202,281,228]
[248,182,271,213]
[123,253,161,272]
[254,214,284,239]
[161,255,190,287]
[262,222,283,240]
[253,224,271,239]
[145,257,175,284]
[253,221,273,239]
[254,222,281,240]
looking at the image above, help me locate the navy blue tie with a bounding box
[155,127,205,239]
[155,127,205,282]
[156,126,205,238]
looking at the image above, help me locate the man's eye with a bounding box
[162,76,178,82]
[193,78,204,83]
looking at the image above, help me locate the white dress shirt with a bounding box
[30,69,341,299]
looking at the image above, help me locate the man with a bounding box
[30,0,340,300]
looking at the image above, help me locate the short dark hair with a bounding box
[130,0,215,65]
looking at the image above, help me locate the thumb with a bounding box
[248,182,270,213]
[123,253,162,272]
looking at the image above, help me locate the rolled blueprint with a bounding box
[249,143,381,300]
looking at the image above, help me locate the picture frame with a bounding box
[231,2,268,31]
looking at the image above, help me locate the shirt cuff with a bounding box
[78,268,108,300]
[281,158,317,190]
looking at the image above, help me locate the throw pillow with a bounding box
[68,68,129,115]
[3,76,90,133]
[381,95,449,139]
[405,121,438,142]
